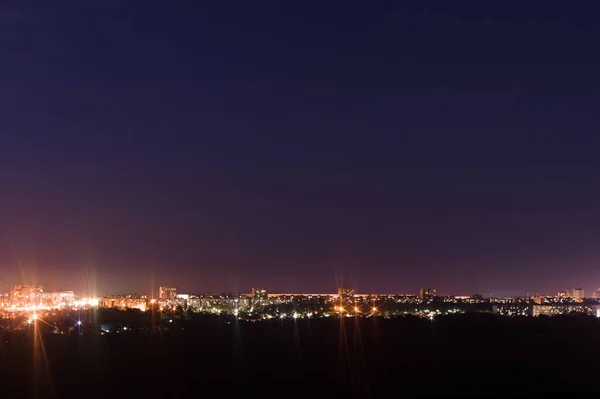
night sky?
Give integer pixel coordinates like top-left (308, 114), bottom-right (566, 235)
top-left (2, 1), bottom-right (600, 297)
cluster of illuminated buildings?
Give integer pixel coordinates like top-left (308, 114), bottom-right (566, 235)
top-left (0, 285), bottom-right (98, 313)
top-left (97, 286), bottom-right (456, 319)
top-left (493, 288), bottom-right (600, 317)
top-left (94, 286), bottom-right (600, 320)
top-left (3, 284), bottom-right (600, 320)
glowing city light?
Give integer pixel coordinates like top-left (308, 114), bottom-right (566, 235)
top-left (4, 284), bottom-right (597, 326)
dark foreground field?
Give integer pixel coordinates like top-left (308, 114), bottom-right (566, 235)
top-left (2, 313), bottom-right (600, 398)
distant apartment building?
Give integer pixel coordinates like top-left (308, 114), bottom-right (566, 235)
top-left (100, 294), bottom-right (148, 312)
top-left (42, 291), bottom-right (75, 306)
top-left (11, 285), bottom-right (44, 307)
top-left (569, 288), bottom-right (584, 300)
top-left (252, 288), bottom-right (268, 300)
top-left (532, 304), bottom-right (599, 317)
top-left (0, 292), bottom-right (9, 307)
top-left (159, 286), bottom-right (177, 300)
top-left (337, 288), bottom-right (355, 308)
top-left (165, 296), bottom-right (187, 309)
top-left (188, 294), bottom-right (250, 313)
top-left (557, 289), bottom-right (585, 300)
top-left (593, 289), bottom-right (600, 299)
top-left (419, 288), bottom-right (436, 299)
top-left (493, 304), bottom-right (531, 316)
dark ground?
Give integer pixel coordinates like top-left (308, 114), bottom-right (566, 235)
top-left (1, 312), bottom-right (599, 398)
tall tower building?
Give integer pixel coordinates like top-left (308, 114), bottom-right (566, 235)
top-left (252, 288), bottom-right (268, 306)
top-left (337, 288), bottom-right (355, 308)
top-left (159, 286), bottom-right (177, 300)
top-left (419, 288), bottom-right (436, 299)
top-left (252, 288), bottom-right (268, 300)
top-left (569, 288), bottom-right (584, 300)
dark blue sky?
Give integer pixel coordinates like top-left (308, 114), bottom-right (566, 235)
top-left (2, 1), bottom-right (600, 296)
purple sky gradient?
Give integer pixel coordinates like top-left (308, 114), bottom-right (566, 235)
top-left (2, 1), bottom-right (600, 297)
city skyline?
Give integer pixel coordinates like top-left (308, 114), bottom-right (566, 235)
top-left (4, 283), bottom-right (600, 322)
top-left (3, 2), bottom-right (600, 397)
top-left (0, 275), bottom-right (597, 299)
top-left (3, 2), bottom-right (600, 296)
